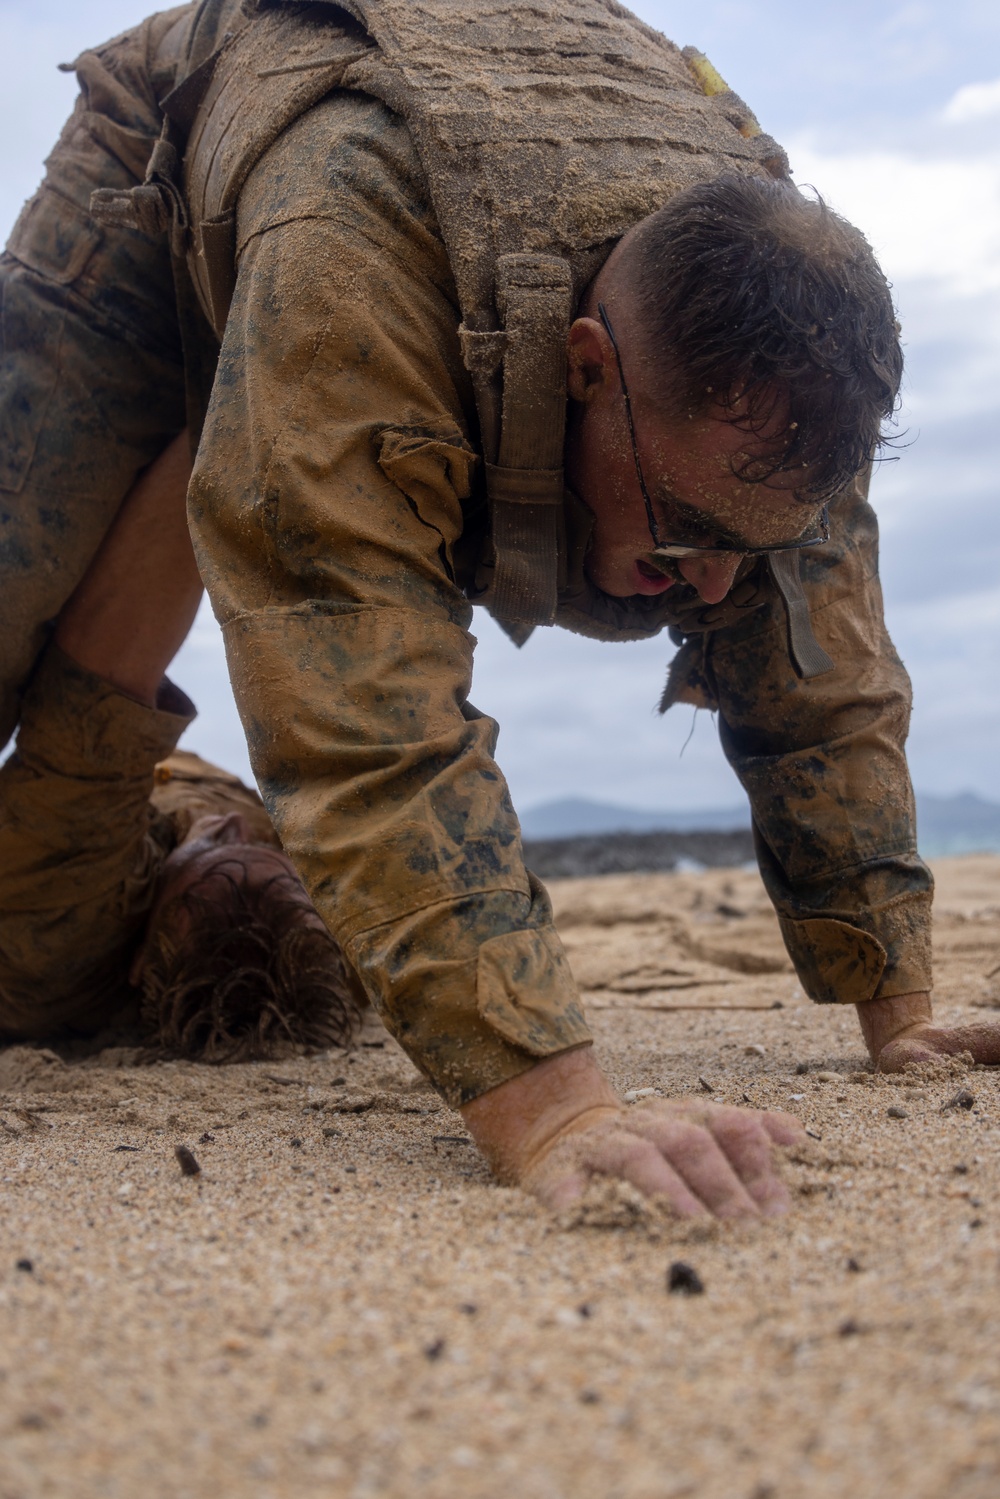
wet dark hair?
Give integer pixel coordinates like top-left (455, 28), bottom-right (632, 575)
top-left (139, 863), bottom-right (364, 1062)
top-left (631, 173), bottom-right (903, 500)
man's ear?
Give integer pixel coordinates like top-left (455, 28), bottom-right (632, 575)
top-left (566, 316), bottom-right (613, 403)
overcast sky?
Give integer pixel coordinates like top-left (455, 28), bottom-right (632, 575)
top-left (2, 0), bottom-right (998, 814)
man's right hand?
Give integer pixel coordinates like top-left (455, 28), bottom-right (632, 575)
top-left (460, 1047), bottom-right (803, 1218)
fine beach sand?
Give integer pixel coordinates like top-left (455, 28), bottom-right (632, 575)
top-left (2, 855), bottom-right (999, 1499)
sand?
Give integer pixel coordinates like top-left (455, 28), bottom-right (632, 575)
top-left (2, 854), bottom-right (999, 1499)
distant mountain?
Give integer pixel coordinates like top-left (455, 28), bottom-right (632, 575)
top-left (519, 797), bottom-right (750, 839)
top-left (520, 792), bottom-right (1000, 857)
top-left (916, 792), bottom-right (1000, 856)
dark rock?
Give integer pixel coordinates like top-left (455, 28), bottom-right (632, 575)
top-left (521, 828), bottom-right (755, 879)
top-left (667, 1261), bottom-right (705, 1296)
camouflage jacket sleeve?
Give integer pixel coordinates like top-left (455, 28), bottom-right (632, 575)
top-left (701, 476), bottom-right (933, 1005)
top-left (187, 92), bottom-right (590, 1107)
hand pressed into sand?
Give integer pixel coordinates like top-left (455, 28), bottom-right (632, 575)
top-left (858, 991), bottom-right (1000, 1073)
top-left (460, 1047), bottom-right (803, 1217)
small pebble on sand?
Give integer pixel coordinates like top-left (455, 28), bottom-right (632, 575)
top-left (887, 1107), bottom-right (908, 1120)
top-left (667, 1262), bottom-right (705, 1296)
top-left (174, 1144), bottom-right (201, 1177)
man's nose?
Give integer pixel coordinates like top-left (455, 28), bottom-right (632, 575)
top-left (677, 554), bottom-right (743, 605)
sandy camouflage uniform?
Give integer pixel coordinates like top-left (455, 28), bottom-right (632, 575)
top-left (0, 0), bottom-right (932, 1103)
top-left (0, 645), bottom-right (276, 1036)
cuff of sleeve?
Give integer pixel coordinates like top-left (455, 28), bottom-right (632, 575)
top-left (344, 882), bottom-right (592, 1108)
top-left (779, 888), bottom-right (933, 1005)
top-left (16, 646), bottom-right (196, 780)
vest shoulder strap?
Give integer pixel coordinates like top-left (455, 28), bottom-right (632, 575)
top-left (181, 6), bottom-right (375, 330)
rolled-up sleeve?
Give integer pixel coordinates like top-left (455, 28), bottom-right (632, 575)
top-left (187, 93), bottom-right (590, 1105)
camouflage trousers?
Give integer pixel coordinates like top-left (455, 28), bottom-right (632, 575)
top-left (0, 7), bottom-right (191, 749)
top-left (0, 647), bottom-right (191, 1036)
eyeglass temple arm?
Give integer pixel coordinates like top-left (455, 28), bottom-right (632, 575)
top-left (596, 302), bottom-right (663, 547)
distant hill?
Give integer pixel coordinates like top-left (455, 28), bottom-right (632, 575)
top-left (520, 792), bottom-right (1000, 858)
top-left (915, 792), bottom-right (1000, 856)
top-left (519, 796), bottom-right (751, 839)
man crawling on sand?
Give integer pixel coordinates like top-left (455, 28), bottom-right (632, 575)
top-left (4, 0), bottom-right (1000, 1226)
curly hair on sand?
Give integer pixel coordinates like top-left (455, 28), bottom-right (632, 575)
top-left (138, 865), bottom-right (364, 1063)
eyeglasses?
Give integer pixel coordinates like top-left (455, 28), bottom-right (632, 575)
top-left (596, 303), bottom-right (829, 560)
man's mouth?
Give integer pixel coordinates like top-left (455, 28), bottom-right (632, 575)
top-left (632, 558), bottom-right (676, 594)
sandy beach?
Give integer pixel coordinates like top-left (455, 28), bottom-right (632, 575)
top-left (2, 854), bottom-right (998, 1499)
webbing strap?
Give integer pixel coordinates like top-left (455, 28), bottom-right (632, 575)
top-left (487, 254), bottom-right (573, 625)
top-left (768, 552), bottom-right (835, 679)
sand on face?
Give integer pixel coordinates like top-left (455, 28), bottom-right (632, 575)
top-left (1, 855), bottom-right (998, 1498)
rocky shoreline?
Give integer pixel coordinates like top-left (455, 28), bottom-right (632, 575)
top-left (523, 827), bottom-right (755, 878)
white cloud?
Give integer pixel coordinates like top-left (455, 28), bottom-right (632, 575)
top-left (888, 587), bottom-right (1000, 796)
top-left (789, 140), bottom-right (1000, 297)
top-left (943, 76), bottom-right (1000, 123)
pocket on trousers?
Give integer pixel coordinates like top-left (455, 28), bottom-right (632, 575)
top-left (0, 273), bottom-right (66, 495)
top-left (6, 187), bottom-right (104, 286)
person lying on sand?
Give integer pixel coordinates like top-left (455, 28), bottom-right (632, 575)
top-left (0, 436), bottom-right (361, 1063)
top-left (4, 0), bottom-right (1000, 1222)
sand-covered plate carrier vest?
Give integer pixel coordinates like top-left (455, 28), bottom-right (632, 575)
top-left (91, 0), bottom-right (832, 674)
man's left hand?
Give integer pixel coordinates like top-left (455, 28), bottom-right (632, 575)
top-left (858, 991), bottom-right (1000, 1072)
